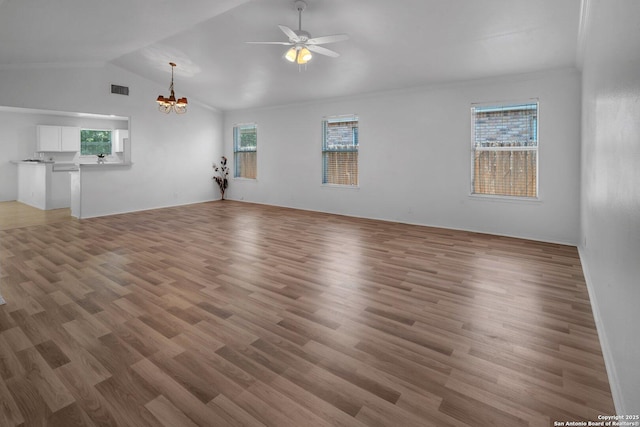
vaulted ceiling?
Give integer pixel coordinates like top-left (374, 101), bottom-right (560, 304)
top-left (0, 0), bottom-right (583, 111)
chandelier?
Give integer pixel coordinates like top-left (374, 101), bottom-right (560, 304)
top-left (156, 62), bottom-right (188, 114)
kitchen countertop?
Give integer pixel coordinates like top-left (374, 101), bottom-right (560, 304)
top-left (11, 160), bottom-right (54, 165)
top-left (11, 160), bottom-right (131, 168)
top-left (11, 161), bottom-right (79, 171)
top-left (79, 162), bottom-right (131, 167)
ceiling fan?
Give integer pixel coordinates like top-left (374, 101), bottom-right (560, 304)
top-left (246, 0), bottom-right (348, 65)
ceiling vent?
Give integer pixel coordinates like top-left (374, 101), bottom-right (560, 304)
top-left (111, 84), bottom-right (129, 96)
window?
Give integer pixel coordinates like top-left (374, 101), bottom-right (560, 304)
top-left (233, 124), bottom-right (257, 179)
top-left (81, 129), bottom-right (112, 156)
top-left (322, 116), bottom-right (359, 186)
top-left (471, 102), bottom-right (538, 198)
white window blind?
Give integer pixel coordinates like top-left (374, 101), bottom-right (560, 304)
top-left (233, 124), bottom-right (257, 179)
top-left (322, 116), bottom-right (358, 186)
top-left (471, 103), bottom-right (538, 198)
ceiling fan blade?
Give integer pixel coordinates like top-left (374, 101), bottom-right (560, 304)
top-left (245, 41), bottom-right (293, 45)
top-left (307, 44), bottom-right (340, 58)
top-left (278, 25), bottom-right (299, 41)
top-left (306, 34), bottom-right (349, 45)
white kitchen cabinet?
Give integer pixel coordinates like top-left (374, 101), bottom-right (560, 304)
top-left (37, 125), bottom-right (61, 151)
top-left (50, 170), bottom-right (71, 209)
top-left (61, 126), bottom-right (80, 151)
top-left (113, 129), bottom-right (129, 153)
top-left (37, 125), bottom-right (80, 152)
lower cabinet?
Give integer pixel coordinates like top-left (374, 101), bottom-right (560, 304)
top-left (50, 170), bottom-right (71, 209)
top-left (17, 163), bottom-right (71, 210)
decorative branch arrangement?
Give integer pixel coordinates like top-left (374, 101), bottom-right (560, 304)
top-left (212, 156), bottom-right (229, 200)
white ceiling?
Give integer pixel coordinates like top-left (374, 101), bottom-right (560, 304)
top-left (0, 0), bottom-right (582, 111)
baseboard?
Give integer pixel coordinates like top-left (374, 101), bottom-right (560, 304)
top-left (578, 246), bottom-right (625, 414)
top-left (76, 198), bottom-right (219, 219)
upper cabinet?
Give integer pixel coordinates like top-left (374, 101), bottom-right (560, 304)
top-left (37, 125), bottom-right (80, 152)
top-left (36, 125), bottom-right (61, 151)
top-left (113, 129), bottom-right (129, 153)
top-left (60, 126), bottom-right (80, 151)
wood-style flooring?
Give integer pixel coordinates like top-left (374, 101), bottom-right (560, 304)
top-left (0, 201), bottom-right (72, 231)
top-left (0, 201), bottom-right (614, 426)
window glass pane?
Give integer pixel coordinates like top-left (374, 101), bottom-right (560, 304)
top-left (473, 150), bottom-right (537, 197)
top-left (323, 119), bottom-right (358, 151)
top-left (235, 152), bottom-right (257, 179)
top-left (473, 104), bottom-right (537, 148)
top-left (233, 124), bottom-right (257, 179)
top-left (323, 151), bottom-right (358, 186)
top-left (322, 117), bottom-right (358, 186)
top-left (471, 103), bottom-right (538, 198)
top-left (81, 129), bottom-right (112, 155)
top-left (236, 126), bottom-right (257, 150)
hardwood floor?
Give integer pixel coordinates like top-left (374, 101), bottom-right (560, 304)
top-left (0, 201), bottom-right (614, 426)
top-left (0, 201), bottom-right (72, 231)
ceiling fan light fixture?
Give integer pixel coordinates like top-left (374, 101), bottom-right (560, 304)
top-left (298, 47), bottom-right (312, 64)
top-left (285, 47), bottom-right (298, 62)
top-left (157, 62), bottom-right (188, 114)
top-left (285, 45), bottom-right (312, 64)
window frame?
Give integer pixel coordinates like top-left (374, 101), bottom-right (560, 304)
top-left (321, 114), bottom-right (359, 187)
top-left (233, 123), bottom-right (258, 180)
top-left (470, 100), bottom-right (539, 200)
top-left (79, 128), bottom-right (113, 157)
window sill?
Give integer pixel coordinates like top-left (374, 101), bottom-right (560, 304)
top-left (469, 193), bottom-right (541, 204)
top-left (321, 184), bottom-right (360, 190)
top-left (79, 156), bottom-right (116, 162)
top-left (233, 177), bottom-right (257, 182)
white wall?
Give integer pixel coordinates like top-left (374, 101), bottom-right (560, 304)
top-left (0, 112), bottom-right (33, 201)
top-left (0, 63), bottom-right (223, 215)
top-left (224, 68), bottom-right (582, 244)
top-left (579, 0), bottom-right (640, 414)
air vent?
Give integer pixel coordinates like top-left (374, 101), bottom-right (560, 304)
top-left (111, 84), bottom-right (129, 96)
